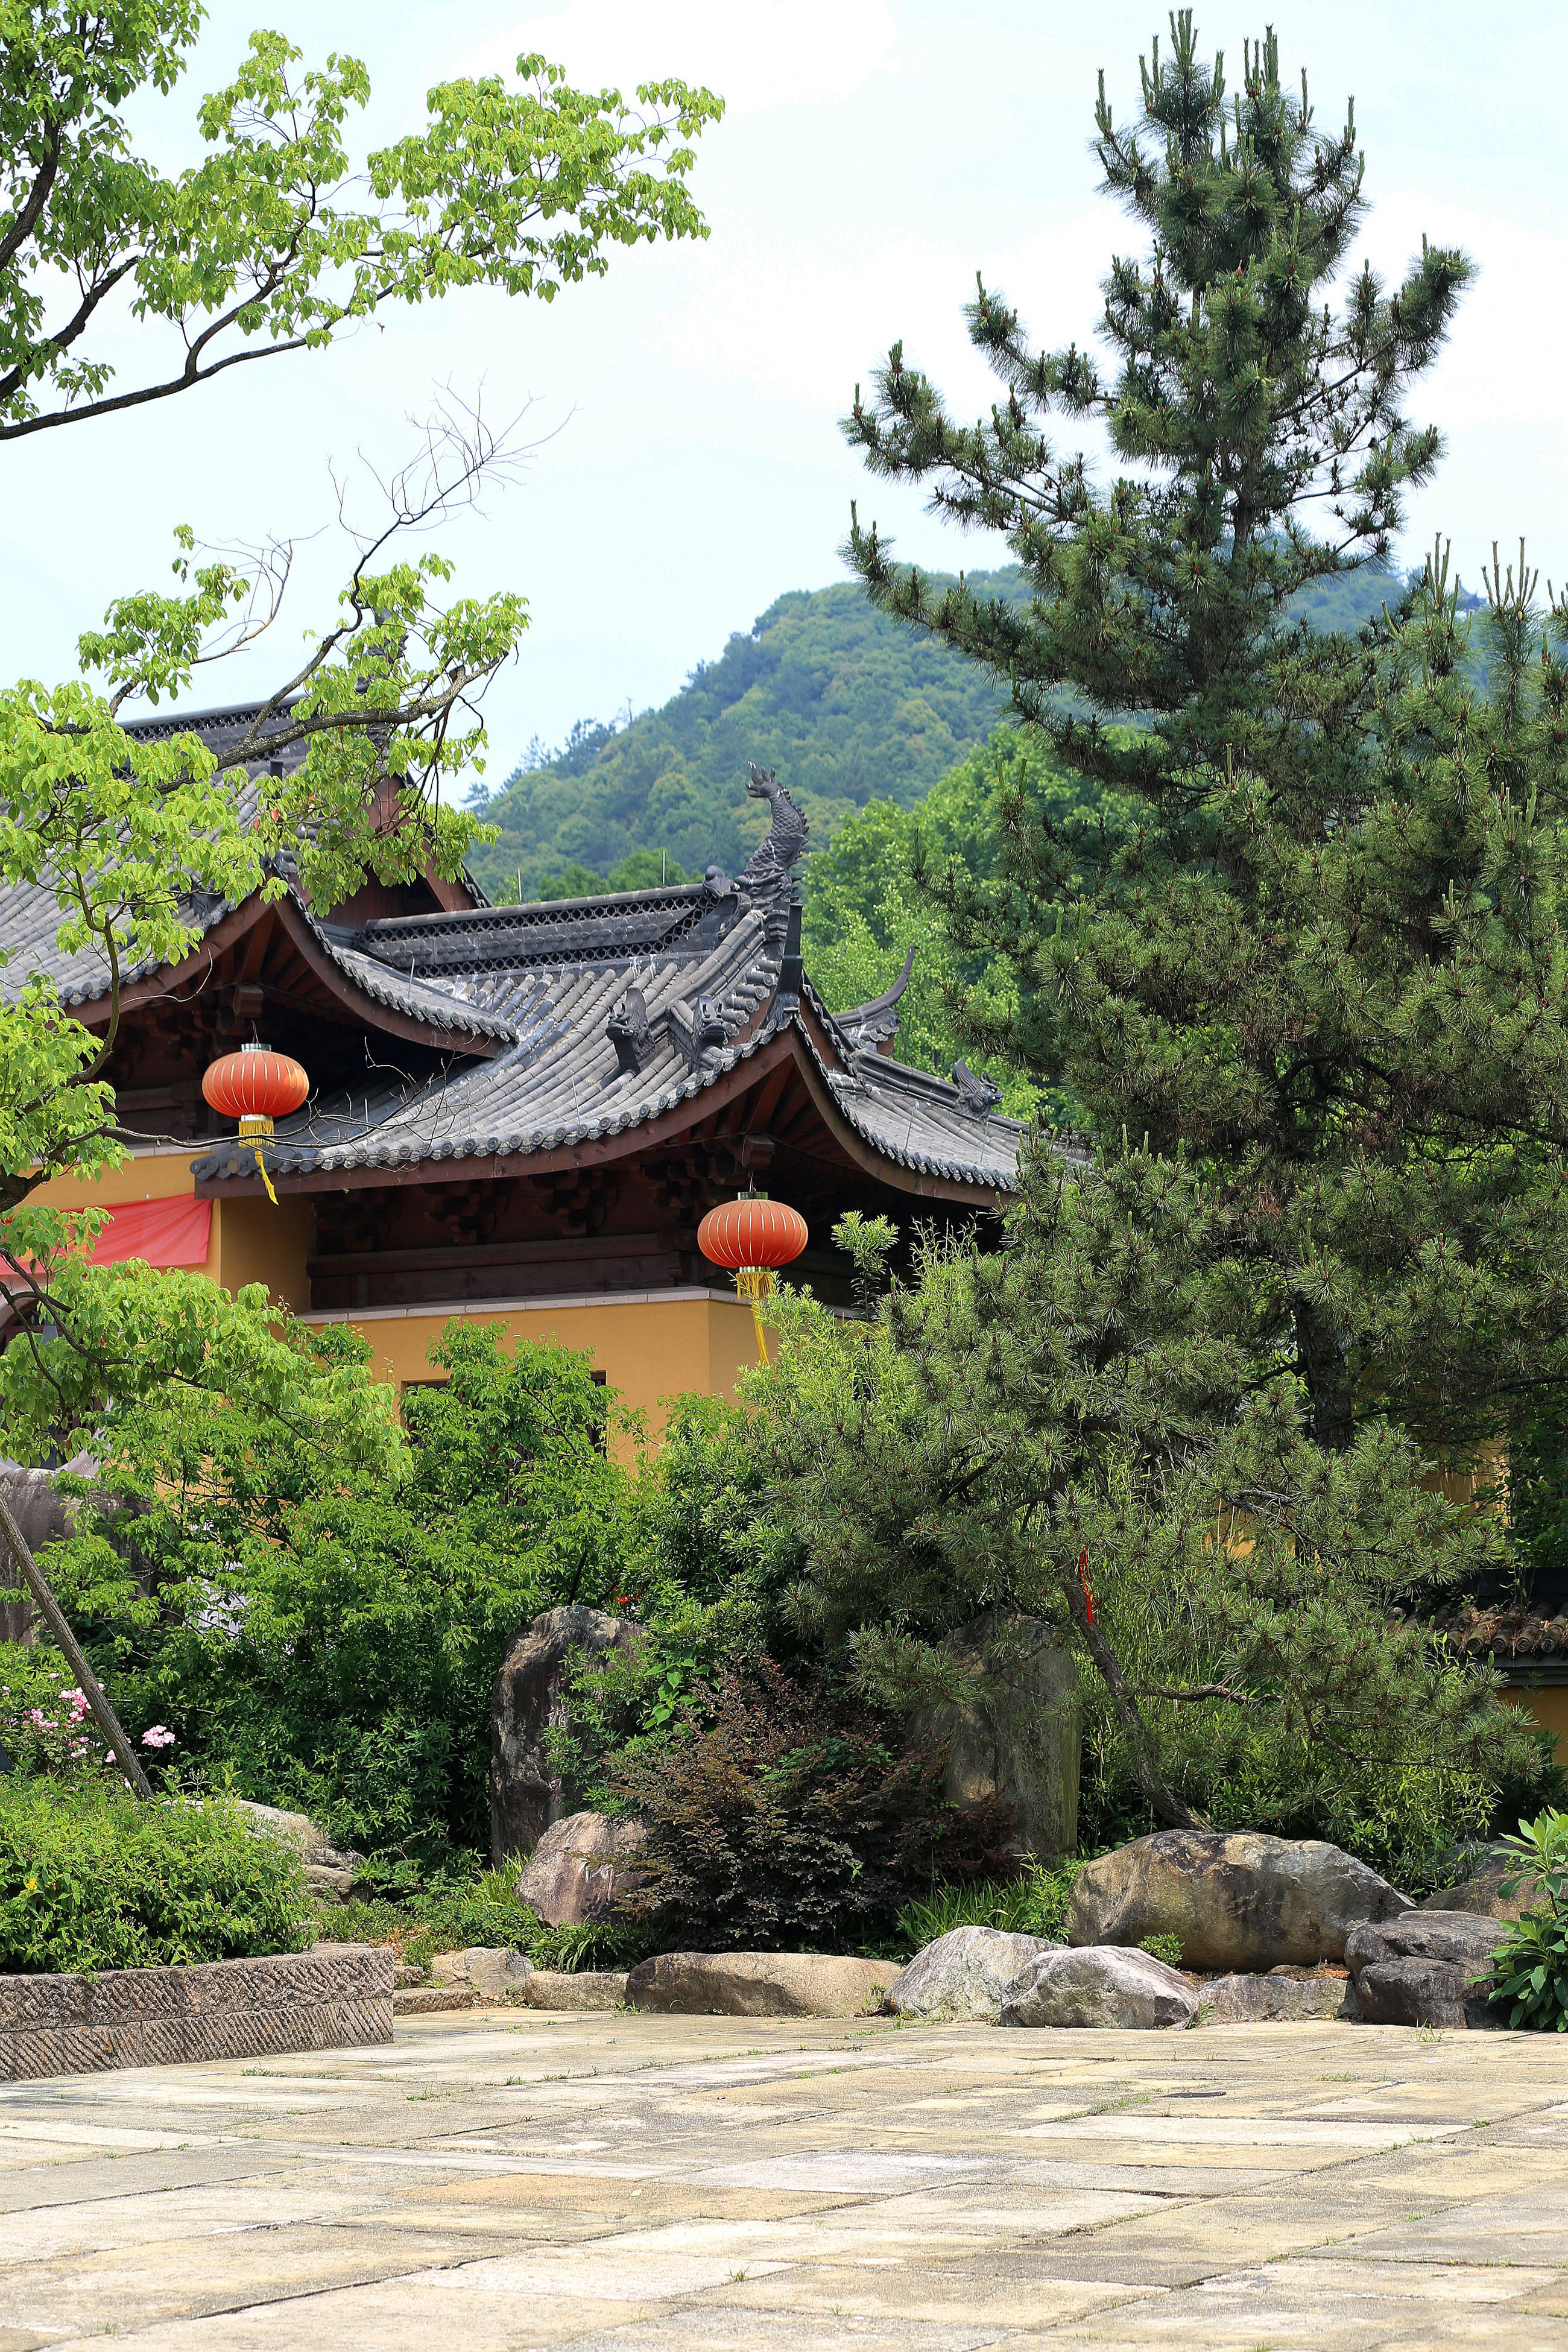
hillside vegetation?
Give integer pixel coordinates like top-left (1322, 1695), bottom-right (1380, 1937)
top-left (466, 558), bottom-right (1418, 904)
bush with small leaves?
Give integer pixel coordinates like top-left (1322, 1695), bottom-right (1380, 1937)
top-left (1480, 1811), bottom-right (1568, 2031)
top-left (0, 1780), bottom-right (308, 1973)
top-left (613, 1658), bottom-right (1016, 1954)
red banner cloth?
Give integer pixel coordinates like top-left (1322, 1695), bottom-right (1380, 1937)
top-left (89, 1197), bottom-right (212, 1268)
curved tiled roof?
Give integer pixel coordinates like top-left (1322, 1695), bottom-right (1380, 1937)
top-left (2, 698), bottom-right (1026, 1196)
top-left (193, 885), bottom-right (1026, 1193)
top-left (1431, 1604), bottom-right (1568, 1663)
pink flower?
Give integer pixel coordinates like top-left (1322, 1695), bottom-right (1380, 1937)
top-left (140, 1725), bottom-right (175, 1750)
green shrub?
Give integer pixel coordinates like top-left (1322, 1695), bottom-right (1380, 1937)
top-left (1480, 1810), bottom-right (1568, 2031)
top-left (1137, 1933), bottom-right (1185, 1968)
top-left (614, 1659), bottom-right (1016, 1955)
top-left (0, 1781), bottom-right (308, 1973)
top-left (327, 1862), bottom-right (643, 1973)
top-left (895, 1858), bottom-right (1084, 1954)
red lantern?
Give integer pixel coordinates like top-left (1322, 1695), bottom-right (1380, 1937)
top-left (203, 1045), bottom-right (309, 1133)
top-left (698, 1195), bottom-right (808, 1306)
top-left (202, 1045), bottom-right (308, 1204)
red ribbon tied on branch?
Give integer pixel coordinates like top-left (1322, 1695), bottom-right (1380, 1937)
top-left (1076, 1547), bottom-right (1096, 1626)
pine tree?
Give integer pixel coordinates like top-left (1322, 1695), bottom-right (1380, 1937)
top-left (842, 16), bottom-right (1568, 1476)
top-left (767, 17), bottom-right (1568, 1834)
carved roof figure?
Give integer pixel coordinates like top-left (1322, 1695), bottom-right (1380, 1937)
top-left (604, 985), bottom-right (653, 1081)
top-left (740, 764), bottom-right (811, 947)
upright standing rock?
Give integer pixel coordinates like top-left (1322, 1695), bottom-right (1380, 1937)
top-left (914, 1607), bottom-right (1081, 1859)
top-left (0, 1462), bottom-right (84, 1644)
top-left (518, 1811), bottom-right (647, 1926)
top-left (488, 1605), bottom-right (640, 1864)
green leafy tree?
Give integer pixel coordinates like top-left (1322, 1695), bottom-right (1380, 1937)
top-left (2, 10), bottom-right (720, 440)
top-left (24, 1321), bottom-right (633, 1860)
top-left (0, 10), bottom-right (721, 1412)
top-left (842, 15), bottom-right (1568, 1477)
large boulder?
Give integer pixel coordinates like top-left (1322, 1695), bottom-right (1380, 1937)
top-left (913, 1608), bottom-right (1081, 1859)
top-left (1067, 1832), bottom-right (1411, 1971)
top-left (517, 1810), bottom-right (647, 1928)
top-left (1418, 1855), bottom-right (1543, 1921)
top-left (233, 1799), bottom-right (364, 1904)
top-left (1002, 1945), bottom-right (1198, 2029)
top-left (0, 1456), bottom-right (98, 1645)
top-left (1344, 1911), bottom-right (1511, 2028)
top-left (886, 1925), bottom-right (1062, 2023)
top-left (489, 1605), bottom-right (642, 1864)
top-left (1197, 1970), bottom-right (1360, 2023)
top-left (626, 1951), bottom-right (900, 2018)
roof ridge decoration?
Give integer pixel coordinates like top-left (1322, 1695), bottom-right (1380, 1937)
top-left (838, 944), bottom-right (917, 1054)
top-left (738, 763), bottom-right (811, 946)
top-left (952, 1058), bottom-right (1003, 1118)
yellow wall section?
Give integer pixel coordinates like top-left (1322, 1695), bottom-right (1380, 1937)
top-left (303, 1291), bottom-right (760, 1433)
top-left (1502, 1683), bottom-right (1568, 1763)
top-left (215, 1194), bottom-right (312, 1314)
top-left (30, 1152), bottom-right (757, 1424)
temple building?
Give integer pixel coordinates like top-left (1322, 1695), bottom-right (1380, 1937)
top-left (7, 705), bottom-right (1023, 1422)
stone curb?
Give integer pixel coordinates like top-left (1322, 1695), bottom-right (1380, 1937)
top-left (0, 1946), bottom-right (393, 2081)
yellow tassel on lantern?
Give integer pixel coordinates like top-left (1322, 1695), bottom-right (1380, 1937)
top-left (735, 1264), bottom-right (774, 1362)
top-left (239, 1113), bottom-right (279, 1206)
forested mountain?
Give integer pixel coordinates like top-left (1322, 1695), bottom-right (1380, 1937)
top-left (464, 569), bottom-right (1029, 901)
top-left (466, 555), bottom-right (1423, 905)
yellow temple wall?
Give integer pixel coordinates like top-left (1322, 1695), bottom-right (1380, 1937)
top-left (1501, 1684), bottom-right (1568, 1762)
top-left (28, 1148), bottom-right (760, 1427)
top-left (301, 1291), bottom-right (760, 1434)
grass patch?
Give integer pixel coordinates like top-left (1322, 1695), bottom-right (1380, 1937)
top-left (894, 1857), bottom-right (1086, 1955)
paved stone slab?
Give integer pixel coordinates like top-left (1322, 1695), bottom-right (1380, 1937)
top-left (1, 2009), bottom-right (1566, 2348)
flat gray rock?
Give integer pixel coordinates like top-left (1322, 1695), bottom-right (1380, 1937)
top-left (1001, 1944), bottom-right (1198, 2029)
top-left (626, 1951), bottom-right (901, 2018)
top-left (887, 1925), bottom-right (1062, 2022)
top-left (429, 1946), bottom-right (534, 2003)
top-left (1344, 1909), bottom-right (1511, 2028)
top-left (1066, 1831), bottom-right (1411, 1971)
top-left (1197, 1970), bottom-right (1359, 2023)
top-left (519, 1970), bottom-right (628, 2010)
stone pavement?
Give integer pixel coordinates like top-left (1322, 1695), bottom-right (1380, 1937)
top-left (1, 2007), bottom-right (1567, 2351)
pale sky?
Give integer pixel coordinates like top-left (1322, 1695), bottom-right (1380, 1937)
top-left (4, 1), bottom-right (1565, 784)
